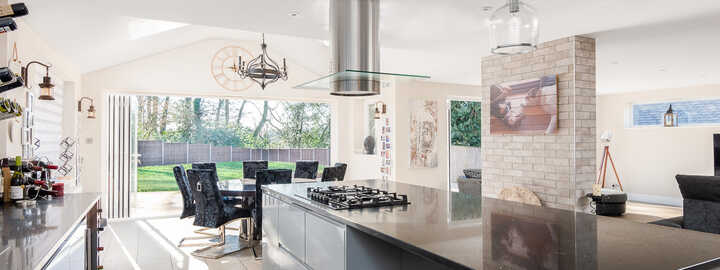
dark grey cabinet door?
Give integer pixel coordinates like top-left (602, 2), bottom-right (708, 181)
top-left (278, 201), bottom-right (306, 263)
top-left (305, 212), bottom-right (346, 270)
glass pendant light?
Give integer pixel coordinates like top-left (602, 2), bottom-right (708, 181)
top-left (489, 0), bottom-right (539, 55)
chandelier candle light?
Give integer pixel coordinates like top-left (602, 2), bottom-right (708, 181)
top-left (235, 34), bottom-right (288, 90)
top-left (489, 0), bottom-right (539, 55)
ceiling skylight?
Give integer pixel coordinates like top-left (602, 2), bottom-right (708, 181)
top-left (128, 18), bottom-right (188, 40)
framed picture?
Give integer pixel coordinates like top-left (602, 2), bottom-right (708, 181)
top-left (410, 99), bottom-right (439, 168)
top-left (490, 75), bottom-right (558, 135)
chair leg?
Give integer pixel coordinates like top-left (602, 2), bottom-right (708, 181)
top-left (249, 218), bottom-right (262, 260)
top-left (190, 220), bottom-right (250, 259)
top-left (178, 234), bottom-right (217, 247)
top-left (191, 225), bottom-right (227, 253)
top-left (193, 227), bottom-right (219, 236)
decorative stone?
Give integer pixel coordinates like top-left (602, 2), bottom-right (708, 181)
top-left (498, 186), bottom-right (542, 206)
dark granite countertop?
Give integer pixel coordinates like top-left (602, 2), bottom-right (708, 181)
top-left (0, 193), bottom-right (100, 270)
top-left (263, 180), bottom-right (720, 270)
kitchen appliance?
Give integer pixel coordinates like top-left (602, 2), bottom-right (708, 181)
top-left (294, 0), bottom-right (429, 96)
top-left (303, 185), bottom-right (409, 210)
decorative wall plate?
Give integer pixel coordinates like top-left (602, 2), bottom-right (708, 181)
top-left (211, 45), bottom-right (255, 91)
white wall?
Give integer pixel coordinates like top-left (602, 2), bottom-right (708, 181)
top-left (0, 20), bottom-right (81, 174)
top-left (597, 85), bottom-right (720, 206)
top-left (392, 81), bottom-right (480, 190)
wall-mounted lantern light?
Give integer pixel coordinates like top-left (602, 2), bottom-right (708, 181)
top-left (78, 97), bottom-right (96, 119)
top-left (21, 61), bottom-right (55, 100)
top-left (664, 104), bottom-right (678, 127)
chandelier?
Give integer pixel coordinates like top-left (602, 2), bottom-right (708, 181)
top-left (234, 34), bottom-right (288, 89)
top-left (489, 0), bottom-right (539, 55)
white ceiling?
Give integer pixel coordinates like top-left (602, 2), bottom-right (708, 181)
top-left (15, 0), bottom-right (720, 91)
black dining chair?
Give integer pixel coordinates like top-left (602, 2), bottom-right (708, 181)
top-left (174, 165), bottom-right (195, 219)
top-left (193, 162), bottom-right (244, 206)
top-left (243, 160), bottom-right (268, 179)
top-left (334, 163), bottom-right (347, 181)
top-left (294, 161), bottom-right (319, 179)
top-left (187, 169), bottom-right (252, 259)
top-left (175, 165), bottom-right (222, 247)
top-left (192, 163), bottom-right (218, 179)
top-left (249, 168), bottom-right (291, 259)
top-left (321, 166), bottom-right (339, 182)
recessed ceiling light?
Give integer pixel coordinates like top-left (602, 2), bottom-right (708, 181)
top-left (482, 6), bottom-right (493, 12)
top-left (289, 10), bottom-right (300, 17)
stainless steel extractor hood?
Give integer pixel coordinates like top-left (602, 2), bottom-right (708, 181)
top-left (294, 0), bottom-right (429, 96)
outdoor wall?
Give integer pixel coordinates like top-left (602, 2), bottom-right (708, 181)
top-left (596, 84), bottom-right (720, 206)
top-left (136, 140), bottom-right (331, 166)
top-left (481, 36), bottom-right (597, 210)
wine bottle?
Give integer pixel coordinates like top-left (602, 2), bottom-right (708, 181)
top-left (9, 156), bottom-right (24, 201)
top-left (0, 3), bottom-right (28, 19)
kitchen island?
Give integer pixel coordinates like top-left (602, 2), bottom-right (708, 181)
top-left (0, 193), bottom-right (101, 270)
top-left (262, 180), bottom-right (720, 270)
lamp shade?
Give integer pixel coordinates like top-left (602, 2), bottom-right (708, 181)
top-left (664, 104), bottom-right (677, 127)
top-left (87, 105), bottom-right (96, 119)
top-left (489, 0), bottom-right (539, 55)
top-left (38, 76), bottom-right (55, 100)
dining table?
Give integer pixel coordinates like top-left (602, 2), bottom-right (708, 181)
top-left (218, 177), bottom-right (321, 197)
top-left (217, 177), bottom-right (321, 240)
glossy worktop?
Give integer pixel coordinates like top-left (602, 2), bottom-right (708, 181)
top-left (0, 193), bottom-right (100, 270)
top-left (263, 180), bottom-right (720, 270)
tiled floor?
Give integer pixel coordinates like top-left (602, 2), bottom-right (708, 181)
top-left (131, 191), bottom-right (184, 218)
top-left (103, 217), bottom-right (261, 270)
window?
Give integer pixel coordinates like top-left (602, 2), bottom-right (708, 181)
top-left (632, 99), bottom-right (720, 127)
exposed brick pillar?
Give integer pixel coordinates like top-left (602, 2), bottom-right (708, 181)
top-left (481, 36), bottom-right (597, 210)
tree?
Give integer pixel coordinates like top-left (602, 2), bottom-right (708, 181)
top-left (235, 100), bottom-right (247, 127)
top-left (159, 97), bottom-right (170, 134)
top-left (191, 98), bottom-right (205, 143)
top-left (253, 100), bottom-right (269, 138)
top-left (135, 95), bottom-right (331, 149)
top-left (450, 100), bottom-right (482, 147)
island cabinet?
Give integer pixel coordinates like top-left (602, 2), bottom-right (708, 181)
top-left (263, 193), bottom-right (347, 270)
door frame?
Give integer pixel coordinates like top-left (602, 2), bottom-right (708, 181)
top-left (446, 96), bottom-right (482, 192)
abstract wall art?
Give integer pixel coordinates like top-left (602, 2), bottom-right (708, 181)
top-left (490, 75), bottom-right (558, 135)
top-left (410, 99), bottom-right (439, 168)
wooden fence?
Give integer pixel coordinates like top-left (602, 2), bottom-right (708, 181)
top-left (137, 140), bottom-right (331, 166)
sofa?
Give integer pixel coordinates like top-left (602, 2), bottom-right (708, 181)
top-left (649, 174), bottom-right (720, 234)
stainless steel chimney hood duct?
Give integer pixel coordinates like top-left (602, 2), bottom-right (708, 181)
top-left (294, 0), bottom-right (429, 95)
top-left (329, 0), bottom-right (381, 96)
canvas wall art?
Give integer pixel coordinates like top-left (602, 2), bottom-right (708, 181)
top-left (490, 75), bottom-right (558, 135)
top-left (410, 99), bottom-right (438, 168)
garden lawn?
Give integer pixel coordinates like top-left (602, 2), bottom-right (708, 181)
top-left (137, 161), bottom-right (323, 192)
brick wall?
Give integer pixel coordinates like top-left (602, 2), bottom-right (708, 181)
top-left (481, 36), bottom-right (596, 210)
